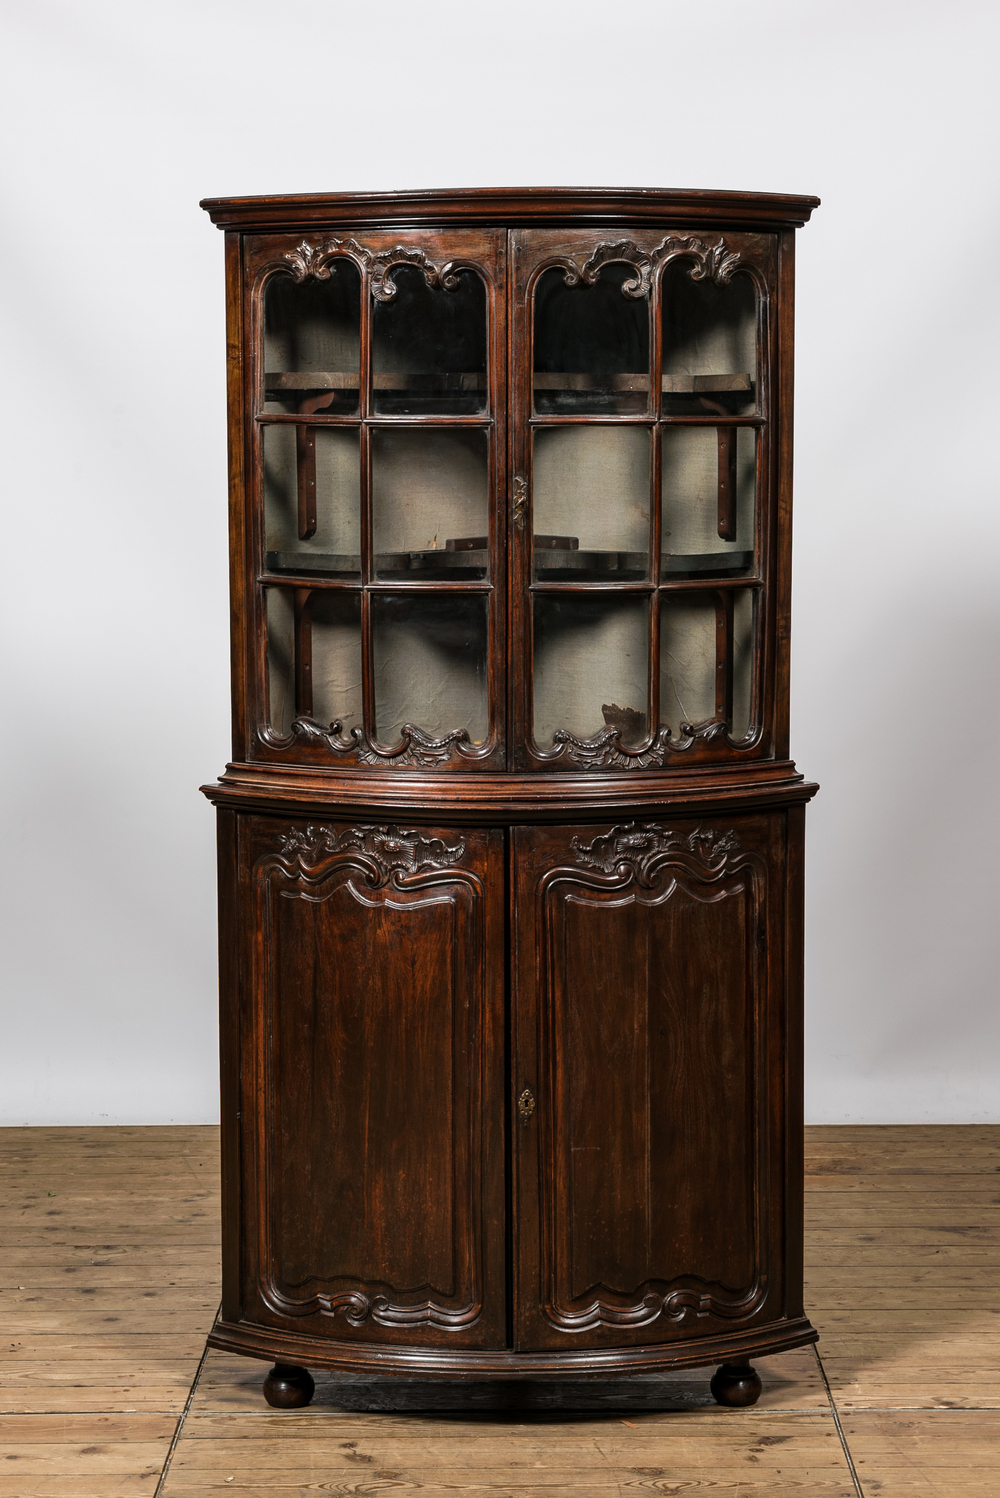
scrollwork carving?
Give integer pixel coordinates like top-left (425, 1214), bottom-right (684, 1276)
top-left (579, 240), bottom-right (652, 297)
top-left (263, 1282), bottom-right (482, 1329)
top-left (546, 234), bottom-right (744, 299)
top-left (276, 822), bottom-right (467, 883)
top-left (545, 1277), bottom-right (765, 1332)
top-left (291, 718), bottom-right (473, 768)
top-left (651, 234), bottom-right (743, 285)
top-left (551, 726), bottom-right (672, 770)
top-left (284, 237), bottom-right (373, 282)
top-left (370, 246), bottom-right (462, 302)
top-left (569, 821), bottom-right (739, 882)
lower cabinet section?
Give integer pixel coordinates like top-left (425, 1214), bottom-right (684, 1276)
top-left (217, 805), bottom-right (812, 1376)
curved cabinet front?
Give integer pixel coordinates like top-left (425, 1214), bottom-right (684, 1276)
top-left (512, 815), bottom-right (785, 1352)
top-left (232, 816), bottom-right (507, 1352)
top-left (213, 803), bottom-right (811, 1375)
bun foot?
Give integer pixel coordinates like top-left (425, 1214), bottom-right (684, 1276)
top-left (710, 1361), bottom-right (762, 1408)
top-left (263, 1363), bottom-right (315, 1409)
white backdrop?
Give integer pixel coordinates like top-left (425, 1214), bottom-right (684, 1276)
top-left (1, 0), bottom-right (997, 1124)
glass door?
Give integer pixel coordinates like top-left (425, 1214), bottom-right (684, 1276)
top-left (247, 228), bottom-right (506, 769)
top-left (511, 228), bottom-right (774, 770)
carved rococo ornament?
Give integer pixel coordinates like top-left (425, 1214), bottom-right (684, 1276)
top-left (558, 234), bottom-right (744, 297)
top-left (283, 238), bottom-right (464, 303)
top-left (553, 726), bottom-right (673, 770)
top-left (284, 237), bottom-right (373, 281)
top-left (266, 1282), bottom-right (480, 1329)
top-left (291, 718), bottom-right (473, 768)
top-left (548, 1277), bottom-right (764, 1332)
top-left (570, 821), bottom-right (739, 883)
top-left (369, 246), bottom-right (463, 302)
top-left (277, 823), bottom-right (467, 883)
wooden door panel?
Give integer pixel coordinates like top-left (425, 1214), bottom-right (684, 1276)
top-left (241, 818), bottom-right (506, 1348)
top-left (513, 816), bottom-right (784, 1350)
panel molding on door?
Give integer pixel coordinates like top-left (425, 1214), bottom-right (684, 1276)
top-left (514, 818), bottom-right (780, 1350)
top-left (245, 818), bottom-right (505, 1348)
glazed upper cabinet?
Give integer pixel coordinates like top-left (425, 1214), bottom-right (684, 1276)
top-left (239, 223), bottom-right (782, 774)
top-left (511, 229), bottom-right (771, 771)
top-left (248, 229), bottom-right (507, 769)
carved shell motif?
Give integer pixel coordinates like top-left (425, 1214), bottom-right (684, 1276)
top-left (276, 823), bottom-right (467, 883)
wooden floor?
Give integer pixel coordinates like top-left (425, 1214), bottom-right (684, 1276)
top-left (1, 1126), bottom-right (997, 1496)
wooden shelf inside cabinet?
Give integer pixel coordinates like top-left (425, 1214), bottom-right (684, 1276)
top-left (263, 371), bottom-right (753, 395)
top-left (532, 373), bottom-right (754, 394)
top-left (264, 545), bottom-right (755, 583)
top-left (202, 187), bottom-right (818, 1408)
top-left (264, 371), bottom-right (486, 393)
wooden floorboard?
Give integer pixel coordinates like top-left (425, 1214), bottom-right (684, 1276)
top-left (2, 1124), bottom-right (998, 1495)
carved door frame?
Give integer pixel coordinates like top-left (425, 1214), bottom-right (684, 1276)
top-left (511, 814), bottom-right (789, 1352)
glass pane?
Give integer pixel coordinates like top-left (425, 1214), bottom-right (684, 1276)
top-left (263, 425), bottom-right (361, 576)
top-left (372, 265), bottom-right (487, 416)
top-left (265, 586), bottom-right (295, 737)
top-left (312, 591), bottom-right (363, 732)
top-left (533, 596), bottom-right (649, 749)
top-left (660, 588), bottom-right (754, 741)
top-left (534, 261), bottom-right (649, 416)
top-left (373, 429), bottom-right (488, 581)
top-left (265, 587), bottom-right (362, 736)
top-left (661, 263), bottom-right (756, 415)
top-left (263, 262), bottom-right (361, 415)
top-left (532, 426), bottom-right (649, 581)
top-left (732, 588), bottom-right (754, 741)
top-left (659, 594), bottom-right (717, 739)
top-left (373, 593), bottom-right (488, 747)
top-left (661, 426), bottom-right (755, 578)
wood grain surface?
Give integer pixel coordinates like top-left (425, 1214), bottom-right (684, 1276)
top-left (1, 1124), bottom-right (997, 1495)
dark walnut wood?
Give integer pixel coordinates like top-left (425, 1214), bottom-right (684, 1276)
top-left (200, 187), bottom-right (819, 1403)
top-left (262, 1363), bottom-right (315, 1409)
top-left (711, 1360), bottom-right (764, 1408)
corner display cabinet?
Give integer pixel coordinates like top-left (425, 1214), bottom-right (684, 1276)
top-left (199, 186), bottom-right (820, 1410)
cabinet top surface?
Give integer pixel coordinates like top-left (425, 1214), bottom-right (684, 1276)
top-left (200, 186), bottom-right (820, 232)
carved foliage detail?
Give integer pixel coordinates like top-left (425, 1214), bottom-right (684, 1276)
top-left (276, 822), bottom-right (467, 884)
top-left (653, 234), bottom-right (744, 285)
top-left (370, 247), bottom-right (462, 302)
top-left (284, 237), bottom-right (373, 281)
top-left (554, 234), bottom-right (744, 298)
top-left (291, 718), bottom-right (473, 768)
top-left (552, 726), bottom-right (673, 770)
top-left (578, 240), bottom-right (652, 297)
top-left (570, 821), bottom-right (739, 883)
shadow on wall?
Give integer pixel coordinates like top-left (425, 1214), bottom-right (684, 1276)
top-left (803, 579), bottom-right (1000, 1122)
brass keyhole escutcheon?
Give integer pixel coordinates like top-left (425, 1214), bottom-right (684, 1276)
top-left (512, 475), bottom-right (529, 531)
top-left (518, 1086), bottom-right (536, 1124)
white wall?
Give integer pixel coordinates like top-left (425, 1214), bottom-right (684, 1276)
top-left (1, 0), bottom-right (997, 1124)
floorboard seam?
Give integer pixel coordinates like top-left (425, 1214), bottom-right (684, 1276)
top-left (814, 1344), bottom-right (866, 1498)
top-left (153, 1307), bottom-right (218, 1498)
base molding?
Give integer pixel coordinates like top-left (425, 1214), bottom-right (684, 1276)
top-left (207, 1315), bottom-right (818, 1379)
